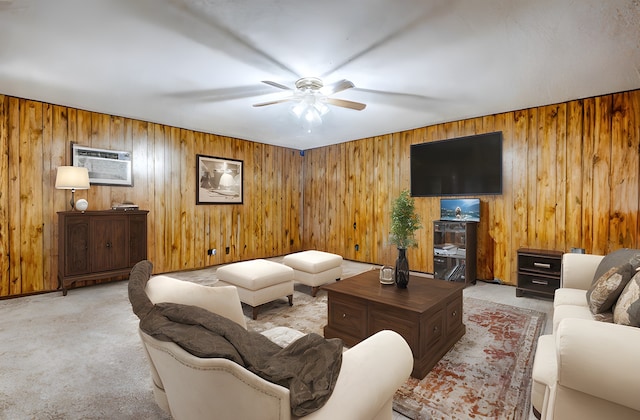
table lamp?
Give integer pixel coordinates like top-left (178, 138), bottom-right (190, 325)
top-left (55, 166), bottom-right (90, 210)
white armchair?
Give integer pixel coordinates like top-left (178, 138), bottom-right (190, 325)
top-left (135, 273), bottom-right (413, 420)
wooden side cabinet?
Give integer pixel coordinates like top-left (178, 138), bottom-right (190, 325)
top-left (57, 210), bottom-right (148, 295)
top-left (516, 248), bottom-right (563, 298)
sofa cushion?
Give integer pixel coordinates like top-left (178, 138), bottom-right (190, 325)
top-left (613, 272), bottom-right (640, 327)
top-left (592, 248), bottom-right (640, 285)
top-left (554, 288), bottom-right (588, 308)
top-left (587, 263), bottom-right (635, 314)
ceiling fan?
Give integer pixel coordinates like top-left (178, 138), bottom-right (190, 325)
top-left (252, 77), bottom-right (367, 112)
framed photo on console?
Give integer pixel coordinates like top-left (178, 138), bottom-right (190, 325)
top-left (196, 154), bottom-right (243, 204)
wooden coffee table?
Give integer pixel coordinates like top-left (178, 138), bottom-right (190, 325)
top-left (322, 270), bottom-right (465, 378)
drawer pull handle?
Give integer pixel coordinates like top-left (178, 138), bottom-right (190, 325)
top-left (342, 314), bottom-right (346, 318)
top-left (433, 326), bottom-right (439, 333)
top-left (451, 310), bottom-right (457, 317)
top-left (532, 279), bottom-right (549, 286)
top-left (533, 262), bottom-right (551, 269)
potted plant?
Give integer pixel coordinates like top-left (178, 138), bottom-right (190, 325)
top-left (389, 189), bottom-right (422, 288)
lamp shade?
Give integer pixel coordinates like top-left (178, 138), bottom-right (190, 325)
top-left (55, 166), bottom-right (90, 190)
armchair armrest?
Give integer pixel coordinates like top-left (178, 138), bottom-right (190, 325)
top-left (560, 253), bottom-right (603, 290)
top-left (555, 318), bottom-right (640, 412)
top-left (304, 330), bottom-right (413, 420)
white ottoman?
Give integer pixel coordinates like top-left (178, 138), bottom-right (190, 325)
top-left (216, 259), bottom-right (294, 320)
top-left (283, 250), bottom-right (343, 297)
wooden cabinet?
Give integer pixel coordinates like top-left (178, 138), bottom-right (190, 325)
top-left (516, 248), bottom-right (563, 298)
top-left (433, 221), bottom-right (477, 286)
top-left (57, 210), bottom-right (148, 295)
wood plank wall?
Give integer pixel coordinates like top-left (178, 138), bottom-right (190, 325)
top-left (303, 90), bottom-right (640, 284)
top-left (0, 95), bottom-right (303, 297)
top-left (1, 89), bottom-right (638, 297)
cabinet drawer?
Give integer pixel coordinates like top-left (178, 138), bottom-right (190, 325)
top-left (370, 305), bottom-right (419, 352)
top-left (327, 296), bottom-right (367, 339)
top-left (518, 273), bottom-right (560, 293)
top-left (420, 309), bottom-right (445, 356)
top-left (518, 253), bottom-right (561, 275)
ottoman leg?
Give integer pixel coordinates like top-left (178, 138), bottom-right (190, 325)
top-left (287, 294), bottom-right (293, 306)
top-left (311, 286), bottom-right (319, 297)
top-left (252, 306), bottom-right (260, 320)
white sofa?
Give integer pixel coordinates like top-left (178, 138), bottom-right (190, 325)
top-left (531, 252), bottom-right (640, 420)
top-left (135, 271), bottom-right (414, 420)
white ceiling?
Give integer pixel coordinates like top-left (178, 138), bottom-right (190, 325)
top-left (1, 0), bottom-right (639, 150)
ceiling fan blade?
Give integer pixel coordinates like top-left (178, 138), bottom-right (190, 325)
top-left (261, 80), bottom-right (292, 91)
top-left (252, 97), bottom-right (295, 107)
top-left (326, 98), bottom-right (366, 111)
top-left (324, 79), bottom-right (355, 95)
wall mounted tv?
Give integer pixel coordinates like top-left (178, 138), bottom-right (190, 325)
top-left (410, 131), bottom-right (503, 197)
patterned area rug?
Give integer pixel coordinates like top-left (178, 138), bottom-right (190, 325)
top-left (393, 297), bottom-right (546, 420)
top-left (243, 283), bottom-right (546, 420)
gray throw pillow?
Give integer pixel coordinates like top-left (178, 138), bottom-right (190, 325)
top-left (587, 263), bottom-right (635, 314)
top-left (614, 272), bottom-right (640, 327)
top-left (592, 249), bottom-right (640, 285)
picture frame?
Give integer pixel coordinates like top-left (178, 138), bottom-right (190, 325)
top-left (71, 143), bottom-right (133, 186)
top-left (196, 154), bottom-right (243, 204)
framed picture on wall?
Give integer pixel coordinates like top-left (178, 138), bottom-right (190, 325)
top-left (196, 154), bottom-right (243, 204)
top-left (71, 143), bottom-right (133, 186)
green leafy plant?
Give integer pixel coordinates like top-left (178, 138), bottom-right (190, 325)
top-left (389, 189), bottom-right (422, 249)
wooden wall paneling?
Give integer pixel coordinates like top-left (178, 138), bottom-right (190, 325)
top-left (192, 131), bottom-right (207, 266)
top-left (249, 142), bottom-right (263, 259)
top-left (554, 104), bottom-right (568, 252)
top-left (19, 100), bottom-right (44, 293)
top-left (525, 108), bottom-right (540, 249)
top-left (511, 110), bottom-right (530, 275)
top-left (535, 105), bottom-right (558, 250)
top-left (341, 142), bottom-right (355, 260)
top-left (592, 95), bottom-right (613, 254)
top-left (564, 100), bottom-right (584, 250)
top-left (492, 112), bottom-right (511, 284)
top-left (610, 91), bottom-right (639, 248)
top-left (180, 129), bottom-right (195, 269)
top-left (361, 136), bottom-right (375, 262)
top-left (0, 96), bottom-right (8, 296)
top-left (581, 98), bottom-right (596, 253)
top-left (326, 145), bottom-right (339, 253)
top-left (7, 97), bottom-right (20, 294)
top-left (372, 135), bottom-right (389, 266)
top-left (352, 140), bottom-right (365, 261)
top-left (42, 104), bottom-right (54, 290)
top-left (166, 126), bottom-right (180, 270)
top-left (632, 91), bottom-right (640, 245)
top-left (304, 148), bottom-right (327, 253)
top-left (262, 146), bottom-right (274, 254)
top-left (152, 124), bottom-right (167, 273)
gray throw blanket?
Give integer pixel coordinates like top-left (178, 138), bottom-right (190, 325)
top-left (128, 260), bottom-right (343, 416)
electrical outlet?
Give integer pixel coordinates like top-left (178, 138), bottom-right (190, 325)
top-left (207, 248), bottom-right (217, 256)
top-left (225, 247), bottom-right (230, 254)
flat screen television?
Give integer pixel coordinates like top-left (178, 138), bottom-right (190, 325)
top-left (440, 198), bottom-right (480, 221)
top-left (410, 131), bottom-right (503, 197)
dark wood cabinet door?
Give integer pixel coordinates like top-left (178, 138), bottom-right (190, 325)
top-left (63, 216), bottom-right (90, 276)
top-left (128, 214), bottom-right (147, 265)
top-left (91, 215), bottom-right (129, 272)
